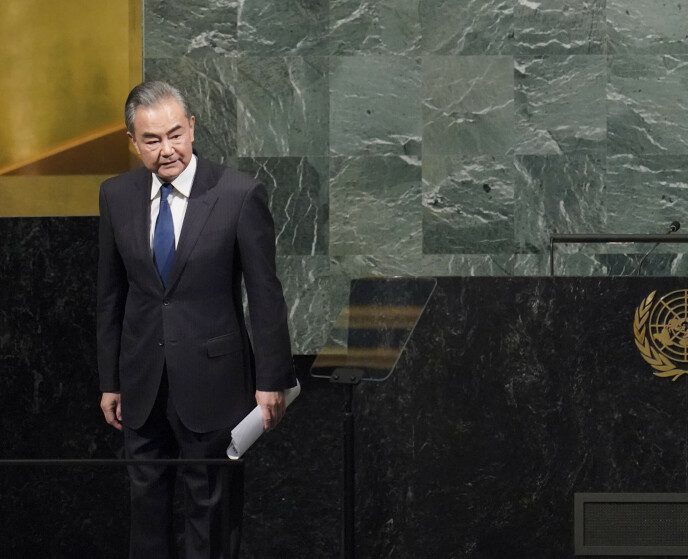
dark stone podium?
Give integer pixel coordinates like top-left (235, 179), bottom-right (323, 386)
top-left (352, 277), bottom-right (688, 559)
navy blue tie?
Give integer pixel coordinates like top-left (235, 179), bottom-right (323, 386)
top-left (153, 183), bottom-right (175, 287)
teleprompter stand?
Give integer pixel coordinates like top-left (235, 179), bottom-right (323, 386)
top-left (311, 277), bottom-right (436, 559)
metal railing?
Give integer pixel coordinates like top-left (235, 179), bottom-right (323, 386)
top-left (0, 458), bottom-right (240, 466)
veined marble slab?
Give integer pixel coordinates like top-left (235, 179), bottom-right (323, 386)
top-left (510, 253), bottom-right (548, 275)
top-left (333, 253), bottom-right (517, 278)
top-left (329, 0), bottom-right (421, 55)
top-left (423, 155), bottom-right (515, 254)
top-left (237, 56), bottom-right (329, 157)
top-left (330, 55), bottom-right (421, 156)
top-left (238, 157), bottom-right (329, 256)
top-left (423, 55), bottom-right (514, 155)
top-left (329, 155), bottom-right (422, 256)
top-left (144, 0), bottom-right (237, 58)
top-left (514, 153), bottom-right (606, 254)
top-left (276, 256), bottom-right (340, 354)
top-left (608, 0), bottom-right (688, 54)
top-left (420, 0), bottom-right (514, 54)
top-left (594, 253), bottom-right (688, 276)
top-left (237, 0), bottom-right (328, 55)
top-left (548, 252), bottom-right (682, 276)
top-left (605, 153), bottom-right (688, 243)
top-left (515, 55), bottom-right (606, 154)
top-left (608, 55), bottom-right (688, 155)
top-left (514, 0), bottom-right (606, 54)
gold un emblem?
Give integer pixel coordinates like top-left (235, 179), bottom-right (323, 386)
top-left (634, 290), bottom-right (688, 381)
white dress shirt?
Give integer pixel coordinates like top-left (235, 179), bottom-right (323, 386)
top-left (149, 155), bottom-right (197, 249)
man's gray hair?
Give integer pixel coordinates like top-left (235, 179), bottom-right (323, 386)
top-left (124, 81), bottom-right (191, 133)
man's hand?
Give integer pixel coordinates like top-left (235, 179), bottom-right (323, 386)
top-left (100, 392), bottom-right (122, 431)
top-left (255, 390), bottom-right (285, 431)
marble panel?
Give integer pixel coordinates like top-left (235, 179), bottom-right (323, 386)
top-left (422, 56), bottom-right (514, 156)
top-left (511, 252), bottom-right (548, 275)
top-left (420, 254), bottom-right (516, 276)
top-left (236, 57), bottom-right (329, 157)
top-left (276, 256), bottom-right (346, 354)
top-left (608, 55), bottom-right (688, 155)
top-left (605, 154), bottom-right (688, 245)
top-left (0, 217), bottom-right (129, 557)
top-left (329, 0), bottom-right (421, 55)
top-left (328, 250), bottom-right (608, 281)
top-left (594, 253), bottom-right (686, 276)
top-left (329, 254), bottom-right (426, 282)
top-left (515, 55), bottom-right (606, 155)
top-left (237, 0), bottom-right (328, 55)
top-left (550, 252), bottom-right (609, 276)
top-left (550, 251), bottom-right (688, 276)
top-left (669, 252), bottom-right (688, 276)
top-left (422, 155), bottom-right (515, 254)
top-left (0, 218), bottom-right (104, 460)
top-left (608, 0), bottom-right (688, 54)
top-left (513, 0), bottom-right (606, 55)
top-left (419, 0), bottom-right (514, 54)
top-left (144, 55), bottom-right (238, 163)
top-left (329, 156), bottom-right (422, 256)
top-left (144, 0), bottom-right (237, 58)
top-left (332, 253), bottom-right (517, 279)
top-left (514, 153), bottom-right (606, 254)
top-left (237, 157), bottom-right (329, 256)
top-left (330, 56), bottom-right (421, 157)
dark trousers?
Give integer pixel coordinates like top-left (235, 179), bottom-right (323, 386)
top-left (123, 370), bottom-right (243, 559)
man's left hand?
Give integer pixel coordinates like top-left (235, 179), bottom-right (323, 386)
top-left (255, 390), bottom-right (286, 431)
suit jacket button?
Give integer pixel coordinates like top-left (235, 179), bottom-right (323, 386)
top-left (158, 340), bottom-right (165, 347)
top-left (163, 299), bottom-right (170, 306)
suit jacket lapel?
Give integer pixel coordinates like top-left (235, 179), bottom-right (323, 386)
top-left (130, 167), bottom-right (164, 289)
top-left (165, 158), bottom-right (220, 294)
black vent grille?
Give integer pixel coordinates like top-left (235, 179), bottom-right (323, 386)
top-left (575, 493), bottom-right (688, 556)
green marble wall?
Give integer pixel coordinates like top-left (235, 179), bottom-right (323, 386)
top-left (144, 0), bottom-right (688, 353)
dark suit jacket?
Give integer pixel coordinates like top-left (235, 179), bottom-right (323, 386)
top-left (97, 157), bottom-right (295, 432)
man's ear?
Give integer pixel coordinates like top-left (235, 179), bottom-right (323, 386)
top-left (189, 115), bottom-right (196, 143)
top-left (127, 131), bottom-right (141, 156)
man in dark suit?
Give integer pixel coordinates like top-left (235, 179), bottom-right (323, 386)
top-left (97, 81), bottom-right (295, 558)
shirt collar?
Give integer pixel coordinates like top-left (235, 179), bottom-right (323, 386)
top-left (150, 155), bottom-right (197, 200)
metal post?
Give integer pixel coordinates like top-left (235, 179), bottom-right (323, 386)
top-left (342, 382), bottom-right (355, 559)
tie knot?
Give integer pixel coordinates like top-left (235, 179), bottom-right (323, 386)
top-left (161, 183), bottom-right (173, 200)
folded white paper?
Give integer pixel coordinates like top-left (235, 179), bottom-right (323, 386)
top-left (226, 380), bottom-right (301, 460)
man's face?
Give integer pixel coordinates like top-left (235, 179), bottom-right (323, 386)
top-left (128, 97), bottom-right (195, 182)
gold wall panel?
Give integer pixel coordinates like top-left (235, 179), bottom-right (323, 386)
top-left (0, 0), bottom-right (142, 216)
top-left (0, 175), bottom-right (110, 217)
